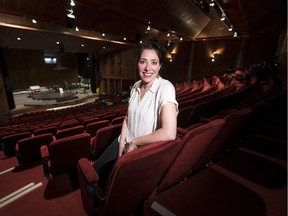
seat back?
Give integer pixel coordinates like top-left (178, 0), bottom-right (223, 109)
top-left (157, 119), bottom-right (225, 192)
top-left (1, 132), bottom-right (31, 156)
top-left (33, 126), bottom-right (58, 136)
top-left (55, 125), bottom-right (84, 140)
top-left (193, 108), bottom-right (252, 171)
top-left (82, 117), bottom-right (101, 129)
top-left (85, 120), bottom-right (110, 137)
top-left (16, 133), bottom-right (54, 164)
top-left (91, 123), bottom-right (122, 159)
top-left (110, 115), bottom-right (125, 125)
top-left (49, 133), bottom-right (91, 176)
top-left (77, 138), bottom-right (182, 216)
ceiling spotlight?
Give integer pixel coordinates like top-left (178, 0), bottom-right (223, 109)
top-left (233, 32), bottom-right (238, 37)
top-left (32, 19), bottom-right (37, 24)
top-left (56, 41), bottom-right (60, 44)
top-left (75, 26), bottom-right (79, 31)
top-left (180, 37), bottom-right (183, 41)
top-left (81, 44), bottom-right (84, 47)
top-left (167, 33), bottom-right (170, 37)
top-left (167, 38), bottom-right (171, 46)
top-left (70, 0), bottom-right (75, 6)
top-left (102, 33), bottom-right (105, 37)
top-left (17, 37), bottom-right (21, 41)
top-left (147, 25), bottom-right (150, 31)
top-left (67, 9), bottom-right (75, 19)
top-left (123, 37), bottom-right (127, 41)
top-left (228, 26), bottom-right (233, 31)
top-left (220, 16), bottom-right (225, 21)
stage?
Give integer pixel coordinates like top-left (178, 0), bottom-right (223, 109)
top-left (10, 89), bottom-right (98, 116)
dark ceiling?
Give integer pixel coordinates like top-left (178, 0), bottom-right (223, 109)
top-left (0, 0), bottom-right (286, 53)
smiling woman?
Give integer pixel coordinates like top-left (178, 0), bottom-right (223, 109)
top-left (87, 38), bottom-right (179, 191)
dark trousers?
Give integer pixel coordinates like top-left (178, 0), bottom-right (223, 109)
top-left (94, 138), bottom-right (119, 189)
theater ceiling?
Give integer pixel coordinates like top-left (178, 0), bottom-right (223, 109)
top-left (0, 0), bottom-right (286, 53)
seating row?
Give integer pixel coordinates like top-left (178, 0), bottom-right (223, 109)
top-left (77, 105), bottom-right (255, 215)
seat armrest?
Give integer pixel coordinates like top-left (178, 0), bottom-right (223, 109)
top-left (78, 158), bottom-right (99, 185)
top-left (177, 127), bottom-right (188, 137)
top-left (40, 145), bottom-right (50, 178)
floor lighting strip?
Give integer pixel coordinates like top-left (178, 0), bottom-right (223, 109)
top-left (0, 182), bottom-right (43, 208)
top-left (0, 167), bottom-right (15, 176)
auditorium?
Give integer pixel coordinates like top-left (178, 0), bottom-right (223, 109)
top-left (0, 0), bottom-right (286, 215)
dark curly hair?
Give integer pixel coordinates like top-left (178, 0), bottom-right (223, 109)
top-left (137, 37), bottom-right (167, 65)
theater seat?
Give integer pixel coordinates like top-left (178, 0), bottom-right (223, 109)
top-left (33, 126), bottom-right (58, 136)
top-left (41, 133), bottom-right (91, 177)
top-left (55, 125), bottom-right (85, 140)
top-left (77, 138), bottom-right (182, 216)
top-left (1, 132), bottom-right (31, 157)
top-left (110, 115), bottom-right (125, 125)
top-left (90, 123), bottom-right (122, 160)
top-left (155, 119), bottom-right (225, 194)
top-left (16, 133), bottom-right (54, 165)
top-left (192, 108), bottom-right (252, 171)
top-left (85, 120), bottom-right (110, 137)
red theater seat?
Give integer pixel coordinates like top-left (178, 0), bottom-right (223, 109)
top-left (15, 133), bottom-right (54, 164)
top-left (33, 126), bottom-right (58, 136)
top-left (77, 138), bottom-right (182, 216)
top-left (85, 120), bottom-right (110, 138)
top-left (155, 119), bottom-right (225, 194)
top-left (90, 124), bottom-right (122, 160)
top-left (55, 125), bottom-right (85, 140)
top-left (41, 133), bottom-right (91, 177)
top-left (1, 132), bottom-right (31, 156)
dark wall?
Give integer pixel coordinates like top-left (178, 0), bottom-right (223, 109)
top-left (4, 49), bottom-right (79, 90)
top-left (1, 35), bottom-right (284, 91)
top-left (162, 36), bottom-right (282, 85)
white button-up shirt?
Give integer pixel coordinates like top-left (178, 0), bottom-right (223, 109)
top-left (125, 76), bottom-right (178, 143)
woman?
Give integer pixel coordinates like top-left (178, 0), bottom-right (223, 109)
top-left (95, 38), bottom-right (178, 188)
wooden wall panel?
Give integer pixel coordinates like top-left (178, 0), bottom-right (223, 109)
top-left (4, 49), bottom-right (79, 90)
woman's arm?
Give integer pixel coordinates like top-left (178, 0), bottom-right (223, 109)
top-left (127, 102), bottom-right (177, 152)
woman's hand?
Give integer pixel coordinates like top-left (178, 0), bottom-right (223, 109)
top-left (126, 140), bottom-right (138, 153)
top-left (118, 141), bottom-right (126, 157)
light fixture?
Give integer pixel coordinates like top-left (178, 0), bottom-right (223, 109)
top-left (179, 37), bottom-right (183, 41)
top-left (147, 25), bottom-right (150, 31)
top-left (228, 26), bottom-right (233, 31)
top-left (56, 41), bottom-right (60, 44)
top-left (67, 9), bottom-right (75, 19)
top-left (211, 58), bottom-right (215, 62)
top-left (102, 33), bottom-right (105, 37)
top-left (75, 26), bottom-right (79, 31)
top-left (220, 14), bottom-right (225, 21)
top-left (123, 37), bottom-right (127, 41)
top-left (233, 32), bottom-right (238, 37)
top-left (70, 0), bottom-right (75, 6)
top-left (167, 38), bottom-right (171, 46)
top-left (167, 33), bottom-right (170, 37)
top-left (81, 44), bottom-right (84, 47)
top-left (17, 37), bottom-right (21, 41)
top-left (32, 19), bottom-right (37, 24)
